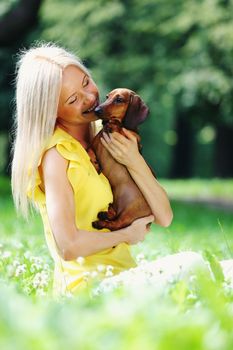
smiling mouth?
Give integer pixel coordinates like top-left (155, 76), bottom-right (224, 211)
top-left (83, 100), bottom-right (99, 114)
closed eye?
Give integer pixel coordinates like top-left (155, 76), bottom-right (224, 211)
top-left (83, 76), bottom-right (89, 87)
top-left (68, 96), bottom-right (77, 104)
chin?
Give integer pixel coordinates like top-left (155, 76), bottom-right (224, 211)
top-left (83, 113), bottom-right (98, 122)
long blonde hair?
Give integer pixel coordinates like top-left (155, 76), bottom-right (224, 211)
top-left (11, 43), bottom-right (92, 218)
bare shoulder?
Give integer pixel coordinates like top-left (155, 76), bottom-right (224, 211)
top-left (41, 147), bottom-right (68, 178)
top-left (41, 147), bottom-right (68, 172)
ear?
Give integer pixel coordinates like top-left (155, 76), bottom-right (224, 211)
top-left (123, 94), bottom-right (149, 130)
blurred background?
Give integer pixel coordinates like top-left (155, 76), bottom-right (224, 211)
top-left (1, 3), bottom-right (233, 347)
top-left (1, 0), bottom-right (233, 179)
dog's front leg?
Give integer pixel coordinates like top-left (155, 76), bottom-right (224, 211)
top-left (87, 147), bottom-right (102, 174)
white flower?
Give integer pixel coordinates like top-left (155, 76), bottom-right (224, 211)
top-left (6, 265), bottom-right (15, 276)
top-left (13, 260), bottom-right (20, 267)
top-left (43, 264), bottom-right (50, 271)
top-left (2, 251), bottom-right (12, 259)
top-left (30, 262), bottom-right (42, 273)
top-left (105, 270), bottom-right (114, 277)
top-left (97, 264), bottom-right (106, 272)
top-left (136, 253), bottom-right (148, 265)
top-left (24, 251), bottom-right (31, 259)
top-left (64, 291), bottom-right (74, 298)
top-left (30, 256), bottom-right (43, 265)
top-left (136, 253), bottom-right (145, 261)
top-left (13, 241), bottom-right (23, 249)
top-left (106, 265), bottom-right (114, 272)
top-left (32, 271), bottom-right (49, 288)
top-left (15, 264), bottom-right (27, 277)
top-left (189, 275), bottom-right (197, 283)
top-left (83, 271), bottom-right (90, 277)
top-left (23, 286), bottom-right (32, 295)
top-left (36, 288), bottom-right (46, 297)
top-left (187, 293), bottom-right (197, 301)
top-left (82, 271), bottom-right (90, 281)
top-left (91, 271), bottom-right (98, 278)
top-left (76, 256), bottom-right (85, 265)
top-left (105, 265), bottom-right (114, 277)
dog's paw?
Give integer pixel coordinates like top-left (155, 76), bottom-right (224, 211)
top-left (92, 220), bottom-right (102, 229)
top-left (97, 211), bottom-right (109, 220)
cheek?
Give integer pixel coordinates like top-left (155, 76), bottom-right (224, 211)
top-left (90, 80), bottom-right (99, 94)
top-left (58, 104), bottom-right (81, 119)
top-left (114, 105), bottom-right (128, 118)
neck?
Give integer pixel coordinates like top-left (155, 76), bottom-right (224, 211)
top-left (56, 120), bottom-right (91, 148)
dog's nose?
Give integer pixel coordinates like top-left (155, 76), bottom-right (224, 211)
top-left (94, 106), bottom-right (103, 117)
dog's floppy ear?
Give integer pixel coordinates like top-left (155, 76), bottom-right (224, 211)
top-left (123, 93), bottom-right (149, 130)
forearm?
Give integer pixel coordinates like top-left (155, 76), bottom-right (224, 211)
top-left (56, 226), bottom-right (128, 261)
top-left (100, 129), bottom-right (173, 226)
top-left (51, 211), bottom-right (154, 261)
top-left (127, 155), bottom-right (173, 227)
top-left (51, 218), bottom-right (128, 260)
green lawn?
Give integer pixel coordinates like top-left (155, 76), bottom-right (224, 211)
top-left (1, 177), bottom-right (233, 350)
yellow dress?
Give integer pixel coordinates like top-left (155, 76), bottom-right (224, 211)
top-left (28, 127), bottom-right (137, 296)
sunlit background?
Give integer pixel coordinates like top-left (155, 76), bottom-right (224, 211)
top-left (1, 0), bottom-right (233, 178)
top-left (0, 1), bottom-right (233, 349)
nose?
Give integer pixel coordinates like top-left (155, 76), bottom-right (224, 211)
top-left (94, 106), bottom-right (103, 117)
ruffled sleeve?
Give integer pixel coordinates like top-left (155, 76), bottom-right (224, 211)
top-left (27, 128), bottom-right (90, 205)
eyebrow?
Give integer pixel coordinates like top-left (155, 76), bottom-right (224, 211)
top-left (65, 74), bottom-right (87, 103)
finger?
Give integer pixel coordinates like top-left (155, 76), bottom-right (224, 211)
top-left (143, 215), bottom-right (155, 224)
top-left (122, 128), bottom-right (137, 142)
top-left (102, 132), bottom-right (111, 143)
top-left (111, 132), bottom-right (128, 145)
top-left (102, 133), bottom-right (120, 152)
top-left (103, 133), bottom-right (125, 152)
top-left (100, 137), bottom-right (114, 153)
top-left (132, 215), bottom-right (154, 226)
top-left (100, 137), bottom-right (122, 159)
top-left (110, 136), bottom-right (128, 153)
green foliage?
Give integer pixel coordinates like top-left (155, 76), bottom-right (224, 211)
top-left (34, 0), bottom-right (233, 176)
top-left (0, 0), bottom-right (17, 17)
top-left (1, 0), bottom-right (233, 176)
top-left (204, 250), bottom-right (225, 283)
top-left (0, 133), bottom-right (8, 175)
top-left (1, 177), bottom-right (233, 348)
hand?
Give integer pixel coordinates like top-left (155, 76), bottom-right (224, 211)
top-left (125, 215), bottom-right (154, 245)
top-left (100, 128), bottom-right (141, 168)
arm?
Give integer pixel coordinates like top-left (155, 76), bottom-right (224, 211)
top-left (41, 147), bottom-right (154, 261)
top-left (101, 129), bottom-right (173, 227)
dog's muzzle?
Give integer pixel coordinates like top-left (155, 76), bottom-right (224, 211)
top-left (94, 106), bottom-right (104, 117)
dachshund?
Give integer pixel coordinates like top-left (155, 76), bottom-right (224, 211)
top-left (88, 88), bottom-right (154, 231)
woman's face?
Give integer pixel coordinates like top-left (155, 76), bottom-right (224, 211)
top-left (57, 65), bottom-right (99, 125)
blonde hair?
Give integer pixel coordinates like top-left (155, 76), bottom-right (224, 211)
top-left (11, 42), bottom-right (92, 218)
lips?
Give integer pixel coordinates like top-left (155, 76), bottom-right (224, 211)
top-left (83, 100), bottom-right (99, 114)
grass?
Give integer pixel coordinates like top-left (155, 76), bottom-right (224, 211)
top-left (0, 176), bottom-right (233, 349)
top-left (161, 178), bottom-right (233, 201)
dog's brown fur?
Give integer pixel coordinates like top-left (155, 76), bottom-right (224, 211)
top-left (89, 88), bottom-right (153, 231)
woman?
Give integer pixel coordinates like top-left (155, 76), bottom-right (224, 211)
top-left (11, 43), bottom-right (174, 296)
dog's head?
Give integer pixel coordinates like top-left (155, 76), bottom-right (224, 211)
top-left (95, 88), bottom-right (149, 131)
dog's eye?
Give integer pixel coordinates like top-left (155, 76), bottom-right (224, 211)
top-left (115, 97), bottom-right (124, 103)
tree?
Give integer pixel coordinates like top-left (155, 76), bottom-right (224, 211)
top-left (39, 0), bottom-right (233, 177)
top-left (1, 0), bottom-right (233, 177)
top-left (0, 0), bottom-right (42, 46)
top-left (0, 0), bottom-right (43, 174)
